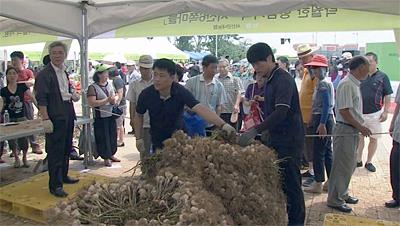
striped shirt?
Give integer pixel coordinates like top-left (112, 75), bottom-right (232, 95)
top-left (185, 74), bottom-right (227, 113)
top-left (217, 73), bottom-right (244, 113)
top-left (126, 78), bottom-right (153, 128)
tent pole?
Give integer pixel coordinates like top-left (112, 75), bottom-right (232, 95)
top-left (80, 2), bottom-right (93, 168)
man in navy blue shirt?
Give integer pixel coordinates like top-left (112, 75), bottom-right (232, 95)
top-left (134, 58), bottom-right (236, 152)
top-left (239, 43), bottom-right (305, 226)
top-left (356, 52), bottom-right (393, 172)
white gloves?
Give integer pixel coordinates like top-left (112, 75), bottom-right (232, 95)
top-left (222, 123), bottom-right (236, 137)
top-left (42, 119), bottom-right (53, 133)
top-left (238, 128), bottom-right (258, 147)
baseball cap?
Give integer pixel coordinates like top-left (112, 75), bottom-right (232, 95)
top-left (126, 60), bottom-right (136, 66)
top-left (95, 64), bottom-right (112, 73)
top-left (304, 55), bottom-right (328, 67)
top-left (138, 55), bottom-right (153, 68)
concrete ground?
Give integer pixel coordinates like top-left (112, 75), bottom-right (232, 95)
top-left (0, 112), bottom-right (399, 225)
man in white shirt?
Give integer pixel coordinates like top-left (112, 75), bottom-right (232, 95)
top-left (327, 56), bottom-right (372, 213)
top-left (185, 55), bottom-right (227, 117)
top-left (126, 55), bottom-right (153, 156)
top-left (385, 87), bottom-right (400, 208)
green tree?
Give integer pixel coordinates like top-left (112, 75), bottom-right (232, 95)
top-left (174, 34), bottom-right (250, 61)
top-left (174, 36), bottom-right (195, 51)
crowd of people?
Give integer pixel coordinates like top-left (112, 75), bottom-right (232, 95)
top-left (0, 40), bottom-right (399, 225)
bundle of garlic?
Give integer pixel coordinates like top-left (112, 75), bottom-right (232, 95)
top-left (49, 130), bottom-right (286, 226)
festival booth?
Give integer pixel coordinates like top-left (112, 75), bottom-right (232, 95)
top-left (1, 0), bottom-right (400, 160)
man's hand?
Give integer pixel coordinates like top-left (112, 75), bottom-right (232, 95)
top-left (316, 124), bottom-right (327, 138)
top-left (238, 128), bottom-right (258, 147)
top-left (136, 139), bottom-right (145, 153)
top-left (233, 104), bottom-right (240, 113)
top-left (359, 126), bottom-right (372, 137)
top-left (42, 119), bottom-right (53, 133)
top-left (379, 111), bottom-right (388, 122)
top-left (389, 122), bottom-right (394, 137)
top-left (222, 123), bottom-right (236, 136)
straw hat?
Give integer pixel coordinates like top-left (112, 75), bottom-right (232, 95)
top-left (296, 44), bottom-right (319, 58)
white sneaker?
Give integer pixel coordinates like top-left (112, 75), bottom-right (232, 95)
top-left (323, 180), bottom-right (329, 192)
top-left (304, 182), bottom-right (323, 193)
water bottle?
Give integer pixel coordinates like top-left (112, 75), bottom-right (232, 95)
top-left (3, 110), bottom-right (9, 123)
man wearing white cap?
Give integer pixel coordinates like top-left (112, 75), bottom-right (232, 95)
top-left (126, 55), bottom-right (153, 157)
top-left (297, 44), bottom-right (319, 187)
top-left (126, 60), bottom-right (141, 84)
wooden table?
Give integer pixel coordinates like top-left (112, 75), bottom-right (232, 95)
top-left (0, 117), bottom-right (92, 142)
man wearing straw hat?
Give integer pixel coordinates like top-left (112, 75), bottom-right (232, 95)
top-left (327, 56), bottom-right (372, 213)
top-left (297, 43), bottom-right (319, 186)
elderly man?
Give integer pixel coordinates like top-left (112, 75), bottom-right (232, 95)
top-left (327, 56), bottom-right (372, 213)
top-left (297, 44), bottom-right (319, 187)
top-left (216, 58), bottom-right (244, 130)
top-left (239, 43), bottom-right (305, 225)
top-left (126, 55), bottom-right (154, 159)
top-left (356, 52), bottom-right (393, 172)
top-left (35, 41), bottom-right (80, 197)
top-left (134, 58), bottom-right (235, 153)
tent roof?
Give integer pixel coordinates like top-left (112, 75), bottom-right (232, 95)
top-left (1, 0), bottom-right (400, 39)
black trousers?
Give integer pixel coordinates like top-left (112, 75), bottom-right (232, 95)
top-left (46, 103), bottom-right (74, 191)
top-left (93, 116), bottom-right (117, 159)
top-left (390, 141), bottom-right (400, 201)
top-left (263, 136), bottom-right (305, 225)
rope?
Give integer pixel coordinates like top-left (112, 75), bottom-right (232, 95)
top-left (84, 105), bottom-right (397, 138)
top-left (304, 132), bottom-right (392, 137)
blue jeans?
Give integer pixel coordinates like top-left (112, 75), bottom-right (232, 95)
top-left (311, 114), bottom-right (334, 183)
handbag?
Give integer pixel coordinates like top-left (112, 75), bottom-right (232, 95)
top-left (111, 105), bottom-right (123, 119)
top-left (241, 101), bottom-right (263, 131)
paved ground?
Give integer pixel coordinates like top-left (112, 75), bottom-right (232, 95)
top-left (0, 113), bottom-right (399, 225)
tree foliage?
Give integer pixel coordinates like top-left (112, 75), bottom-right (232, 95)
top-left (174, 35), bottom-right (250, 62)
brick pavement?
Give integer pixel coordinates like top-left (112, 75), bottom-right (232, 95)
top-left (0, 115), bottom-right (399, 225)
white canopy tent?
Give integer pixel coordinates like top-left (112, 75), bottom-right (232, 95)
top-left (1, 0), bottom-right (399, 164)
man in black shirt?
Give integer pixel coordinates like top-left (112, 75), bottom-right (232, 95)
top-left (356, 52), bottom-right (393, 172)
top-left (239, 43), bottom-right (305, 226)
top-left (134, 58), bottom-right (236, 152)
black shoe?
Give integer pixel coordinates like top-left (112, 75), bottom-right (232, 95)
top-left (328, 204), bottom-right (352, 213)
top-left (63, 177), bottom-right (79, 184)
top-left (365, 163), bottom-right (376, 172)
top-left (345, 196), bottom-right (359, 204)
top-left (70, 154), bottom-right (84, 161)
top-left (301, 170), bottom-right (312, 178)
top-left (385, 200), bottom-right (399, 208)
top-left (356, 161), bottom-right (363, 167)
top-left (128, 130), bottom-right (135, 135)
top-left (50, 188), bottom-right (68, 198)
